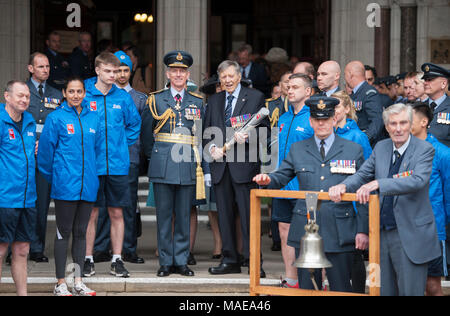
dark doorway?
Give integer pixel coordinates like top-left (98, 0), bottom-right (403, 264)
top-left (209, 0), bottom-right (330, 72)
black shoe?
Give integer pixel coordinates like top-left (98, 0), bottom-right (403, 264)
top-left (271, 242), bottom-right (282, 252)
top-left (176, 265), bottom-right (195, 277)
top-left (123, 253), bottom-right (145, 264)
top-left (83, 259), bottom-right (96, 277)
top-left (188, 253), bottom-right (197, 266)
top-left (157, 265), bottom-right (173, 277)
top-left (241, 259), bottom-right (249, 268)
top-left (209, 263), bottom-right (242, 275)
top-left (93, 251), bottom-right (112, 263)
top-left (212, 254), bottom-right (222, 260)
top-left (29, 253), bottom-right (49, 263)
top-left (110, 259), bottom-right (130, 278)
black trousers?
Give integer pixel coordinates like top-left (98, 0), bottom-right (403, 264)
top-left (213, 165), bottom-right (257, 264)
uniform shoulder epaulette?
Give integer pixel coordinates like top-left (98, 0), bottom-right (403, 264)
top-left (150, 89), bottom-right (165, 95)
top-left (188, 91), bottom-right (204, 99)
top-left (265, 98), bottom-right (276, 102)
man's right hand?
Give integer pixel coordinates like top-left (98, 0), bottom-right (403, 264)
top-left (210, 146), bottom-right (226, 161)
top-left (253, 174), bottom-right (271, 186)
top-left (329, 184), bottom-right (347, 203)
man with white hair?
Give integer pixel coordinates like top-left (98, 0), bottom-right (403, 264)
top-left (330, 103), bottom-right (441, 296)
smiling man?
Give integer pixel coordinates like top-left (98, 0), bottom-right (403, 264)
top-left (329, 103), bottom-right (441, 296)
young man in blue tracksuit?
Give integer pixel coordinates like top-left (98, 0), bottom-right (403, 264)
top-left (274, 73), bottom-right (314, 288)
top-left (411, 102), bottom-right (450, 296)
top-left (38, 77), bottom-right (101, 296)
top-left (0, 81), bottom-right (37, 296)
top-left (83, 52), bottom-right (141, 278)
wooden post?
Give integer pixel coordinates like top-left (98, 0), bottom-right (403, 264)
top-left (250, 190), bottom-right (261, 296)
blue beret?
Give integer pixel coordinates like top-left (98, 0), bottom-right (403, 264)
top-left (114, 51), bottom-right (133, 70)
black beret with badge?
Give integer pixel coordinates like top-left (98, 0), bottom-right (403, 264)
top-left (306, 96), bottom-right (340, 119)
top-left (163, 50), bottom-right (193, 68)
top-left (421, 63), bottom-right (450, 80)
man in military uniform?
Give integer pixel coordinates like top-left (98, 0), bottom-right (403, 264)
top-left (141, 51), bottom-right (206, 277)
top-left (254, 96), bottom-right (369, 292)
top-left (422, 63), bottom-right (450, 147)
top-left (26, 52), bottom-right (63, 263)
top-left (69, 32), bottom-right (94, 80)
top-left (44, 31), bottom-right (70, 91)
top-left (265, 71), bottom-right (292, 130)
top-left (345, 61), bottom-right (384, 146)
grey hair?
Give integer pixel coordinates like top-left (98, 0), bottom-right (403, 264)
top-left (217, 60), bottom-right (241, 76)
top-left (382, 103), bottom-right (413, 125)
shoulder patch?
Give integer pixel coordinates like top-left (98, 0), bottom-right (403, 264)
top-left (188, 91), bottom-right (204, 99)
top-left (366, 89), bottom-right (377, 95)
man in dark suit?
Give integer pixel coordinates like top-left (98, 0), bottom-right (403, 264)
top-left (330, 103), bottom-right (441, 296)
top-left (422, 63), bottom-right (450, 147)
top-left (204, 60), bottom-right (269, 277)
top-left (345, 61), bottom-right (384, 146)
top-left (69, 32), bottom-right (94, 80)
top-left (317, 61), bottom-right (341, 97)
top-left (238, 45), bottom-right (270, 97)
top-left (254, 96), bottom-right (369, 292)
top-left (26, 52), bottom-right (63, 263)
top-left (44, 31), bottom-right (70, 91)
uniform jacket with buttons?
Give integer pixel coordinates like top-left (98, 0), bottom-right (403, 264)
top-left (141, 89), bottom-right (205, 186)
top-left (0, 104), bottom-right (37, 208)
top-left (267, 135), bottom-right (368, 253)
top-left (26, 79), bottom-right (63, 131)
top-left (429, 95), bottom-right (450, 147)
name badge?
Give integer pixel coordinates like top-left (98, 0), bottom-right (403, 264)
top-left (185, 108), bottom-right (202, 121)
top-left (330, 160), bottom-right (356, 174)
top-left (67, 124), bottom-right (75, 135)
top-left (8, 129), bottom-right (15, 140)
top-left (230, 114), bottom-right (252, 130)
top-left (393, 170), bottom-right (413, 179)
top-left (437, 113), bottom-right (450, 125)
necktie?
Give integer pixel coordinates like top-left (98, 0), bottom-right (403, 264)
top-left (225, 95), bottom-right (234, 127)
top-left (393, 150), bottom-right (401, 165)
top-left (320, 140), bottom-right (326, 160)
top-left (174, 94), bottom-right (182, 104)
top-left (430, 102), bottom-right (437, 114)
top-left (38, 84), bottom-right (44, 98)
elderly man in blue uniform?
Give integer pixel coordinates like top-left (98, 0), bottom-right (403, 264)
top-left (26, 52), bottom-right (63, 263)
top-left (93, 51), bottom-right (148, 265)
top-left (422, 63), bottom-right (450, 147)
top-left (345, 61), bottom-right (384, 146)
top-left (254, 96), bottom-right (369, 292)
top-left (0, 81), bottom-right (37, 296)
top-left (141, 51), bottom-right (206, 277)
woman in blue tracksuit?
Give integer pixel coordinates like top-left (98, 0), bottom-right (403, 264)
top-left (411, 102), bottom-right (449, 296)
top-left (37, 77), bottom-right (100, 297)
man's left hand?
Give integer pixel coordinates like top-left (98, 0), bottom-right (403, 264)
top-left (356, 180), bottom-right (379, 204)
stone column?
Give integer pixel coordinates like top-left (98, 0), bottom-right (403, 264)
top-left (156, 0), bottom-right (208, 91)
top-left (0, 0), bottom-right (30, 101)
top-left (399, 0), bottom-right (417, 72)
top-left (374, 2), bottom-right (391, 77)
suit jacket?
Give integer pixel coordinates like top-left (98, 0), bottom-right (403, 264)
top-left (69, 47), bottom-right (94, 80)
top-left (351, 81), bottom-right (384, 145)
top-left (267, 136), bottom-right (368, 253)
top-left (44, 48), bottom-right (70, 91)
top-left (141, 89), bottom-right (205, 186)
top-left (247, 62), bottom-right (270, 97)
top-left (429, 95), bottom-right (450, 147)
top-left (203, 86), bottom-right (269, 185)
top-left (342, 136), bottom-right (441, 264)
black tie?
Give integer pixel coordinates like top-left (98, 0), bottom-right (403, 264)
top-left (320, 140), bottom-right (326, 160)
top-left (393, 150), bottom-right (401, 165)
top-left (38, 84), bottom-right (44, 98)
top-left (430, 102), bottom-right (437, 114)
top-left (225, 95), bottom-right (234, 127)
top-left (174, 94), bottom-right (182, 105)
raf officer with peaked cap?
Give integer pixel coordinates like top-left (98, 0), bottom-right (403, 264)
top-left (141, 50), bottom-right (206, 277)
top-left (254, 96), bottom-right (369, 293)
top-left (422, 63), bottom-right (450, 147)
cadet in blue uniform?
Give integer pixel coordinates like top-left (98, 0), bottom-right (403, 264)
top-left (0, 81), bottom-right (37, 296)
top-left (422, 63), bottom-right (450, 147)
top-left (141, 51), bottom-right (205, 277)
top-left (254, 96), bottom-right (369, 293)
top-left (26, 52), bottom-right (63, 263)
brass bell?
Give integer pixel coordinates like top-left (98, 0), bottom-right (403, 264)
top-left (294, 221), bottom-right (333, 270)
